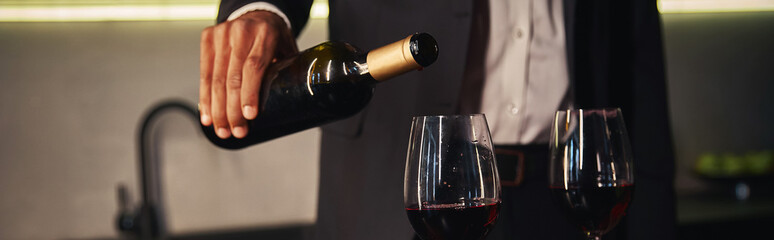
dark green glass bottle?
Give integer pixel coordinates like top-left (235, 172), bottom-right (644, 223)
top-left (202, 33), bottom-right (438, 149)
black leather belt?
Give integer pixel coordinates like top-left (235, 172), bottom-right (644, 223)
top-left (494, 144), bottom-right (549, 187)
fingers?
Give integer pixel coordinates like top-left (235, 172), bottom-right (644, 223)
top-left (211, 24), bottom-right (232, 139)
top-left (200, 11), bottom-right (298, 140)
top-left (199, 27), bottom-right (215, 126)
top-left (226, 20), bottom-right (253, 138)
top-left (241, 22), bottom-right (273, 120)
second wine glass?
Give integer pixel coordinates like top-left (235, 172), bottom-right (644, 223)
top-left (404, 114), bottom-right (501, 240)
top-left (548, 108), bottom-right (635, 240)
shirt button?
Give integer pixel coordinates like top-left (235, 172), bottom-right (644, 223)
top-left (509, 105), bottom-right (519, 116)
top-left (514, 28), bottom-right (523, 39)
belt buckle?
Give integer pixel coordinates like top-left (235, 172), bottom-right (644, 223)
top-left (495, 149), bottom-right (525, 187)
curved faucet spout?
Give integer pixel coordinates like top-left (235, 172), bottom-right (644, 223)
top-left (117, 100), bottom-right (198, 240)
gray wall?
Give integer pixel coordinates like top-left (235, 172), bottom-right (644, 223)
top-left (662, 12), bottom-right (774, 191)
top-left (0, 19), bottom-right (328, 239)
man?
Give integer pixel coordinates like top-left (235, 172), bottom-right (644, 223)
top-left (199, 0), bottom-right (675, 239)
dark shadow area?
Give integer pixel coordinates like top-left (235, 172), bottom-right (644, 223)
top-left (679, 215), bottom-right (774, 239)
top-left (64, 225), bottom-right (312, 240)
top-left (169, 225), bottom-right (312, 240)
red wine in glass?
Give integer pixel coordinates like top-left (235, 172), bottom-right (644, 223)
top-left (406, 202), bottom-right (500, 240)
top-left (550, 184), bottom-right (634, 237)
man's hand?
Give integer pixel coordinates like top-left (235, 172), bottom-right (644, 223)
top-left (199, 10), bottom-right (297, 139)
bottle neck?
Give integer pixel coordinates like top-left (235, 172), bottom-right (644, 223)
top-left (340, 53), bottom-right (375, 82)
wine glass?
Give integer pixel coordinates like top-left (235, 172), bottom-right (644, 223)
top-left (404, 114), bottom-right (501, 240)
top-left (548, 108), bottom-right (635, 240)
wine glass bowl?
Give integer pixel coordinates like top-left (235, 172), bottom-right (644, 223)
top-left (404, 114), bottom-right (501, 240)
top-left (548, 108), bottom-right (635, 240)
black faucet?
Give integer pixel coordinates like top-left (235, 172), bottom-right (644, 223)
top-left (116, 100), bottom-right (197, 240)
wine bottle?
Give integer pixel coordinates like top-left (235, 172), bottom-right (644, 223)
top-left (201, 33), bottom-right (438, 149)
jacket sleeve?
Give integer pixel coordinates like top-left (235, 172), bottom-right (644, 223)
top-left (216, 0), bottom-right (314, 37)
